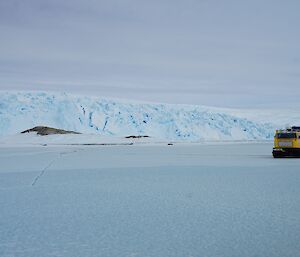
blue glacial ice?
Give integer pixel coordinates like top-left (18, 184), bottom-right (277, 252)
top-left (0, 91), bottom-right (274, 140)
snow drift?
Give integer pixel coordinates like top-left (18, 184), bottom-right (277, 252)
top-left (0, 91), bottom-right (274, 141)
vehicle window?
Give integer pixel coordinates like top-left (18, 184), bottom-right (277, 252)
top-left (277, 133), bottom-right (296, 139)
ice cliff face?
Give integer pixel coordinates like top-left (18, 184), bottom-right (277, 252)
top-left (0, 91), bottom-right (274, 140)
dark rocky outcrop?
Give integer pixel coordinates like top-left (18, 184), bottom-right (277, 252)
top-left (21, 126), bottom-right (81, 136)
top-left (125, 135), bottom-right (150, 139)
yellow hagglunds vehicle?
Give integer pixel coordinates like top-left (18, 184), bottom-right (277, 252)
top-left (273, 126), bottom-right (300, 158)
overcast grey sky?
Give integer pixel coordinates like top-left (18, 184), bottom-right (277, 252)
top-left (0, 0), bottom-right (299, 107)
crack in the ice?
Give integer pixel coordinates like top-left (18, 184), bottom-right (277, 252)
top-left (31, 158), bottom-right (57, 186)
top-left (31, 149), bottom-right (82, 186)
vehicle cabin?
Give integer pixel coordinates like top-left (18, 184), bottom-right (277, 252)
top-left (273, 126), bottom-right (300, 158)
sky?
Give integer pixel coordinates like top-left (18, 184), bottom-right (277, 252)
top-left (0, 0), bottom-right (300, 107)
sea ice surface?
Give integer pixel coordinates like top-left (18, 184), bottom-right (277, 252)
top-left (0, 143), bottom-right (299, 257)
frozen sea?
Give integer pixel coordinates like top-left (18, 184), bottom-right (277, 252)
top-left (0, 143), bottom-right (299, 257)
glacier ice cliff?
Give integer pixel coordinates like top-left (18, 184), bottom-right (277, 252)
top-left (0, 91), bottom-right (274, 140)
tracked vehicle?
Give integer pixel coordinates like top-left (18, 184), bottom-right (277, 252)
top-left (273, 126), bottom-right (300, 158)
